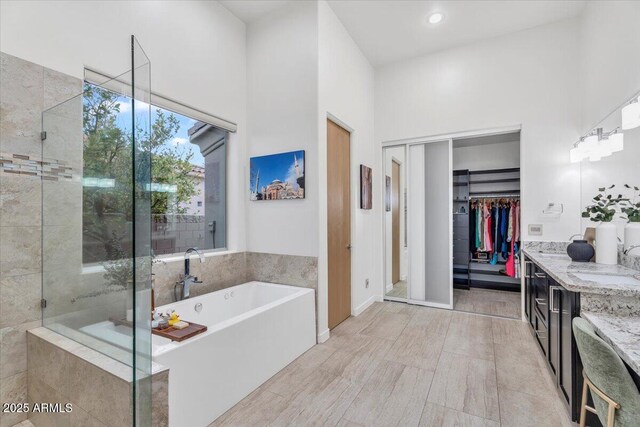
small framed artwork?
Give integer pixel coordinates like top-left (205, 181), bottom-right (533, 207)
top-left (360, 165), bottom-right (372, 210)
top-left (249, 150), bottom-right (305, 201)
top-left (385, 175), bottom-right (391, 212)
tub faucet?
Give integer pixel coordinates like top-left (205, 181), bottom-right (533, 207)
top-left (176, 248), bottom-right (205, 300)
top-left (624, 245), bottom-right (640, 256)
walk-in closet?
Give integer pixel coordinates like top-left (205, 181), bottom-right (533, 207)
top-left (452, 131), bottom-right (521, 318)
top-left (383, 129), bottom-right (521, 319)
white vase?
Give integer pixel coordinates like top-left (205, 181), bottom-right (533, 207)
top-left (595, 222), bottom-right (618, 265)
top-left (624, 222), bottom-right (640, 251)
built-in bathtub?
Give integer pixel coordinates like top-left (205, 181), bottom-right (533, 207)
top-left (152, 281), bottom-right (316, 427)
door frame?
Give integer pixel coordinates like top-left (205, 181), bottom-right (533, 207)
top-left (326, 115), bottom-right (355, 326)
top-left (380, 124), bottom-right (522, 310)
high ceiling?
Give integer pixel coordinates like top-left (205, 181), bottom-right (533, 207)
top-left (219, 0), bottom-right (293, 23)
top-left (220, 0), bottom-right (586, 67)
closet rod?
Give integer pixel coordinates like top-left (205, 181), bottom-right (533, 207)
top-left (469, 194), bottom-right (520, 199)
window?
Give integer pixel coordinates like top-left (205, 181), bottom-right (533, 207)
top-left (82, 82), bottom-right (227, 264)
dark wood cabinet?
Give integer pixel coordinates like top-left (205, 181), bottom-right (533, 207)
top-left (557, 286), bottom-right (579, 415)
top-left (524, 256), bottom-right (582, 423)
top-left (524, 259), bottom-right (533, 325)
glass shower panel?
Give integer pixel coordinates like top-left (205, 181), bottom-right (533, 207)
top-left (41, 35), bottom-right (153, 426)
top-left (131, 35), bottom-right (153, 427)
top-left (42, 70), bottom-right (140, 366)
top-left (408, 140), bottom-right (453, 308)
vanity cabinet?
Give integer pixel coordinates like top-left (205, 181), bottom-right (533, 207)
top-left (523, 256), bottom-right (583, 423)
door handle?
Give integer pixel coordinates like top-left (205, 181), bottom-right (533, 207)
top-left (534, 272), bottom-right (547, 279)
top-left (549, 286), bottom-right (560, 313)
top-left (346, 244), bottom-right (352, 250)
top-left (524, 261), bottom-right (532, 279)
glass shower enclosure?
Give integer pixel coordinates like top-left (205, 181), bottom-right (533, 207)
top-left (40, 36), bottom-right (152, 425)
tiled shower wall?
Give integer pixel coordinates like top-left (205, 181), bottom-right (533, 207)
top-left (0, 52), bottom-right (82, 427)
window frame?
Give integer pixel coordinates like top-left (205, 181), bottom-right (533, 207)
top-left (82, 70), bottom-right (231, 260)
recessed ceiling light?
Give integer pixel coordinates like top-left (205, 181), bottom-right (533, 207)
top-left (428, 13), bottom-right (443, 24)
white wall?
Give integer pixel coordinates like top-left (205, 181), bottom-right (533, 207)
top-left (578, 1), bottom-right (640, 133)
top-left (0, 0), bottom-right (248, 252)
top-left (578, 1), bottom-right (640, 242)
top-left (246, 1), bottom-right (319, 257)
top-left (453, 140), bottom-right (520, 171)
top-left (318, 0), bottom-right (377, 337)
top-left (375, 18), bottom-right (583, 243)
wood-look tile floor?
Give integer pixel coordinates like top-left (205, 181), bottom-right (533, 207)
top-left (453, 288), bottom-right (521, 319)
top-left (386, 280), bottom-right (407, 299)
top-left (211, 302), bottom-right (572, 427)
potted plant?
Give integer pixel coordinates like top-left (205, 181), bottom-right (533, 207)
top-left (621, 184), bottom-right (640, 252)
top-left (582, 185), bottom-right (626, 265)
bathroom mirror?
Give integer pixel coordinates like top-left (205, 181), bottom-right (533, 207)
top-left (383, 145), bottom-right (408, 300)
top-left (579, 96), bottom-right (640, 252)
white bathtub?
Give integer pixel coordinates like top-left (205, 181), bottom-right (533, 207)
top-left (153, 281), bottom-right (316, 427)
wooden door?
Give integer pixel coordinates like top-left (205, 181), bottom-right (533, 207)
top-left (391, 161), bottom-right (401, 284)
top-left (327, 120), bottom-right (351, 329)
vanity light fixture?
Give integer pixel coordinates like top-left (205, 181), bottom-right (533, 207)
top-left (428, 13), bottom-right (444, 24)
top-left (608, 129), bottom-right (624, 152)
top-left (570, 127), bottom-right (623, 163)
top-left (621, 96), bottom-right (640, 130)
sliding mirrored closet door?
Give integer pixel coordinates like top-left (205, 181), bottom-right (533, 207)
top-left (383, 146), bottom-right (408, 301)
top-left (383, 140), bottom-right (453, 308)
top-left (407, 140), bottom-right (453, 308)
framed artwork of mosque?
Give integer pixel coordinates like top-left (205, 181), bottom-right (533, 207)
top-left (249, 150), bottom-right (305, 201)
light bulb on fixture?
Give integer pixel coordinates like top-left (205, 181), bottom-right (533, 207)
top-left (570, 145), bottom-right (583, 163)
top-left (621, 97), bottom-right (640, 130)
top-left (589, 150), bottom-right (603, 162)
top-left (428, 13), bottom-right (443, 24)
top-left (608, 131), bottom-right (624, 152)
top-left (596, 139), bottom-right (613, 158)
top-left (582, 134), bottom-right (598, 156)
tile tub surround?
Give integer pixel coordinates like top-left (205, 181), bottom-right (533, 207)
top-left (26, 327), bottom-right (169, 427)
top-left (153, 251), bottom-right (248, 306)
top-left (152, 251), bottom-right (318, 306)
top-left (581, 312), bottom-right (640, 377)
top-left (245, 252), bottom-right (318, 289)
top-left (0, 51), bottom-right (82, 427)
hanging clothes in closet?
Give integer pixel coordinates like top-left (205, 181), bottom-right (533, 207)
top-left (469, 198), bottom-right (521, 278)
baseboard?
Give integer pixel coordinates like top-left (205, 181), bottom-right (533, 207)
top-left (386, 283), bottom-right (393, 293)
top-left (317, 328), bottom-right (330, 343)
top-left (353, 295), bottom-right (377, 316)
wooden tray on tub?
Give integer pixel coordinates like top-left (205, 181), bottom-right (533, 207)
top-left (152, 321), bottom-right (208, 342)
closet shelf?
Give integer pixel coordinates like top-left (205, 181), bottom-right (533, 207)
top-left (469, 178), bottom-right (520, 184)
top-left (469, 190), bottom-right (520, 196)
top-left (469, 167), bottom-right (520, 175)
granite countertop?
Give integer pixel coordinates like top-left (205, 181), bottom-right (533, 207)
top-left (581, 312), bottom-right (640, 376)
top-left (522, 249), bottom-right (640, 298)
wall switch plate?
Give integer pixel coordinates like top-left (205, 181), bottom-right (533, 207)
top-left (365, 279), bottom-right (369, 288)
top-left (529, 224), bottom-right (543, 236)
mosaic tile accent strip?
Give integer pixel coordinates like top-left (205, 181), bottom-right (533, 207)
top-left (0, 152), bottom-right (75, 181)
